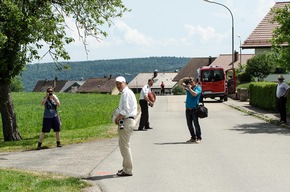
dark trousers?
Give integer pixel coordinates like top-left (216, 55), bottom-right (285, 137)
top-left (186, 109), bottom-right (201, 139)
top-left (277, 97), bottom-right (287, 122)
top-left (138, 99), bottom-right (150, 129)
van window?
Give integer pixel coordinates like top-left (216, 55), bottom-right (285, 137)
top-left (201, 69), bottom-right (224, 82)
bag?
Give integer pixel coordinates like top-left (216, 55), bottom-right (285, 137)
top-left (195, 104), bottom-right (208, 118)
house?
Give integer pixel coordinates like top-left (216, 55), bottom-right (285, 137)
top-left (77, 77), bottom-right (119, 95)
top-left (128, 72), bottom-right (178, 95)
top-left (33, 80), bottom-right (84, 93)
top-left (209, 54), bottom-right (255, 70)
top-left (241, 2), bottom-right (289, 54)
top-left (173, 57), bottom-right (216, 82)
top-left (241, 1), bottom-right (290, 81)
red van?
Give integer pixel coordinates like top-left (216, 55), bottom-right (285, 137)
top-left (196, 66), bottom-right (236, 101)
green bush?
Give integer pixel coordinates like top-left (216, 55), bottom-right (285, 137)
top-left (237, 72), bottom-right (254, 83)
top-left (172, 85), bottom-right (185, 95)
top-left (249, 82), bottom-right (277, 111)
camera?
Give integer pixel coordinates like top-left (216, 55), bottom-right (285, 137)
top-left (49, 93), bottom-right (53, 96)
top-left (118, 119), bottom-right (124, 129)
top-left (184, 79), bottom-right (191, 85)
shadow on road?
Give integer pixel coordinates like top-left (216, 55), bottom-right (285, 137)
top-left (154, 142), bottom-right (198, 145)
top-left (231, 122), bottom-right (290, 135)
top-left (85, 174), bottom-right (117, 181)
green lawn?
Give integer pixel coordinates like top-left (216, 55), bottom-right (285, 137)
top-left (0, 92), bottom-right (121, 151)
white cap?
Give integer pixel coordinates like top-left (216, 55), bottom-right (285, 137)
top-left (116, 76), bottom-right (126, 83)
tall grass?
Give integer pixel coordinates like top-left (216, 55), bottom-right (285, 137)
top-left (0, 92), bottom-right (122, 151)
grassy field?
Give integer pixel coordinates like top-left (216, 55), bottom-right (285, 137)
top-left (0, 92), bottom-right (122, 151)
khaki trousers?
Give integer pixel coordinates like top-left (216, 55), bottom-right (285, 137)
top-left (118, 118), bottom-right (135, 174)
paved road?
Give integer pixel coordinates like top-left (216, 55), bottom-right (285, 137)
top-left (1, 95), bottom-right (290, 192)
top-left (89, 96), bottom-right (290, 192)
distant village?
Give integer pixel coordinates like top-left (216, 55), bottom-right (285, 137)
top-left (32, 2), bottom-right (287, 95)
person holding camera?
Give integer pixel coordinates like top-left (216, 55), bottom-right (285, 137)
top-left (115, 76), bottom-right (137, 176)
top-left (37, 87), bottom-right (61, 150)
top-left (137, 79), bottom-right (154, 131)
top-left (178, 77), bottom-right (202, 143)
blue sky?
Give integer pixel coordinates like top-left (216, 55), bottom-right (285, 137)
top-left (34, 0), bottom-right (282, 63)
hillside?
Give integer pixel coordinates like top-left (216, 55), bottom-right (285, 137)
top-left (21, 57), bottom-right (191, 91)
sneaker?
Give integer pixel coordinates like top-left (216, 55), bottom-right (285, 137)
top-left (196, 139), bottom-right (202, 143)
top-left (116, 171), bottom-right (133, 176)
top-left (186, 138), bottom-right (196, 143)
top-left (57, 141), bottom-right (62, 147)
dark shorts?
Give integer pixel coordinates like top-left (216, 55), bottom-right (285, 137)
top-left (42, 117), bottom-right (61, 133)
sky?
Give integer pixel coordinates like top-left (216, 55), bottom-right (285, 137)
top-left (33, 0), bottom-right (283, 64)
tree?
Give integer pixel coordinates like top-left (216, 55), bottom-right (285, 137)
top-left (271, 4), bottom-right (290, 70)
top-left (0, 1), bottom-right (129, 141)
top-left (11, 76), bottom-right (24, 92)
top-left (245, 52), bottom-right (275, 81)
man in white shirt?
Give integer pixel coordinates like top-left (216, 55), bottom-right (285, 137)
top-left (276, 75), bottom-right (290, 124)
top-left (138, 79), bottom-right (154, 131)
top-left (114, 76), bottom-right (137, 176)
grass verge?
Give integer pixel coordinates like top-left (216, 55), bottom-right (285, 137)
top-left (0, 168), bottom-right (91, 192)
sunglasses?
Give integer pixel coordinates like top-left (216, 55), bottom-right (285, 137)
top-left (47, 91), bottom-right (53, 93)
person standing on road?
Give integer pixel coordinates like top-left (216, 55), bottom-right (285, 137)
top-left (37, 87), bottom-right (61, 150)
top-left (138, 79), bottom-right (154, 131)
top-left (115, 76), bottom-right (137, 176)
top-left (161, 81), bottom-right (165, 95)
top-left (178, 77), bottom-right (202, 143)
top-left (276, 75), bottom-right (290, 124)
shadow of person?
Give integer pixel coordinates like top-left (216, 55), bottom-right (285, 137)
top-left (85, 174), bottom-right (118, 181)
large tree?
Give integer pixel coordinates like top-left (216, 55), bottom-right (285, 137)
top-left (271, 3), bottom-right (290, 70)
top-left (0, 0), bottom-right (129, 141)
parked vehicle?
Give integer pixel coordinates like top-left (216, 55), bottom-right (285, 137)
top-left (196, 66), bottom-right (236, 101)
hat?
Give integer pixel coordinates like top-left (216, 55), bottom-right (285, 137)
top-left (116, 76), bottom-right (126, 83)
top-left (278, 75), bottom-right (284, 80)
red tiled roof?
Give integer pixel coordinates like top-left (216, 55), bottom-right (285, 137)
top-left (241, 2), bottom-right (289, 49)
top-left (210, 54), bottom-right (255, 69)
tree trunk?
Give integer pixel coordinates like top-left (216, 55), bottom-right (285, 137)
top-left (0, 81), bottom-right (22, 141)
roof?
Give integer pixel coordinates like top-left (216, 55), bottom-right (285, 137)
top-left (77, 77), bottom-right (116, 93)
top-left (128, 72), bottom-right (178, 89)
top-left (209, 54), bottom-right (255, 69)
top-left (59, 81), bottom-right (85, 92)
top-left (33, 80), bottom-right (69, 92)
top-left (173, 57), bottom-right (216, 82)
top-left (241, 2), bottom-right (289, 49)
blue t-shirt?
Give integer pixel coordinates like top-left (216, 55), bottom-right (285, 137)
top-left (185, 85), bottom-right (202, 109)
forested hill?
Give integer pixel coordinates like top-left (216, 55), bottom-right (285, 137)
top-left (22, 57), bottom-right (191, 92)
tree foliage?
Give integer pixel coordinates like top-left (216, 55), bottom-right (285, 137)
top-left (271, 4), bottom-right (290, 70)
top-left (0, 0), bottom-right (129, 141)
top-left (245, 52), bottom-right (275, 81)
top-left (11, 76), bottom-right (23, 92)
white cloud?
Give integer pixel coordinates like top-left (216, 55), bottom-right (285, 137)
top-left (184, 24), bottom-right (226, 44)
top-left (113, 20), bottom-right (156, 46)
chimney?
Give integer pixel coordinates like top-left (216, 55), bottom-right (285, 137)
top-left (208, 56), bottom-right (212, 66)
